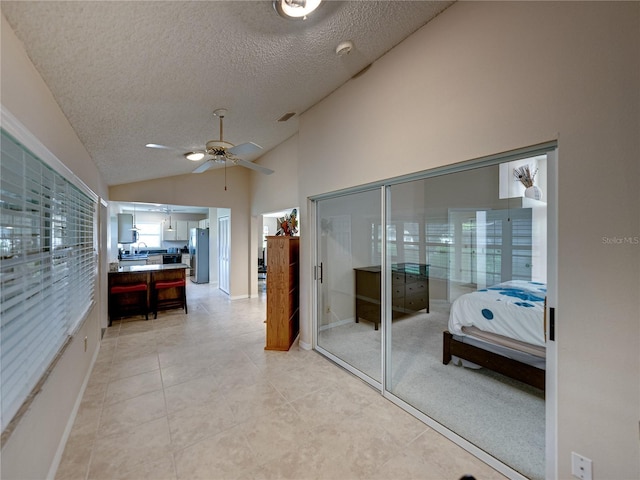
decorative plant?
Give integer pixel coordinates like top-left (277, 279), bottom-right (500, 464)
top-left (513, 165), bottom-right (538, 188)
top-left (276, 208), bottom-right (298, 236)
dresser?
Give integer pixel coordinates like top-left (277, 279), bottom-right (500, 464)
top-left (354, 263), bottom-right (429, 330)
top-left (265, 236), bottom-right (300, 350)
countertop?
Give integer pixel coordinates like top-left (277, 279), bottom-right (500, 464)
top-left (110, 263), bottom-right (189, 274)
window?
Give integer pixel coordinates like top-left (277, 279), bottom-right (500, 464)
top-left (0, 129), bottom-right (97, 432)
top-left (136, 222), bottom-right (161, 248)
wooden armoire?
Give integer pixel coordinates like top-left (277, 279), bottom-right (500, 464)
top-left (265, 236), bottom-right (299, 351)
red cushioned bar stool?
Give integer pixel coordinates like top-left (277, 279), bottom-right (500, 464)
top-left (108, 283), bottom-right (148, 326)
top-left (152, 279), bottom-right (187, 319)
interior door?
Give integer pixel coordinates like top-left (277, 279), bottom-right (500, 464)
top-left (218, 216), bottom-right (230, 294)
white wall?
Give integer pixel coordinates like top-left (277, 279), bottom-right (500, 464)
top-left (258, 2), bottom-right (638, 478)
top-left (1, 13), bottom-right (107, 479)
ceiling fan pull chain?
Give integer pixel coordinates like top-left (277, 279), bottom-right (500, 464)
top-left (224, 161), bottom-right (227, 191)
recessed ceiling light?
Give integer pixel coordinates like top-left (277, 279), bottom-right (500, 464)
top-left (184, 152), bottom-right (205, 161)
top-left (273, 0), bottom-right (322, 20)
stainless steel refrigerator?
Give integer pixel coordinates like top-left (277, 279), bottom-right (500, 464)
top-left (189, 228), bottom-right (209, 284)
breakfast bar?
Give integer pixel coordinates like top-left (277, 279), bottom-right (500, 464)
top-left (108, 263), bottom-right (188, 325)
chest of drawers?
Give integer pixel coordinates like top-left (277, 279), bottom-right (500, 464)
top-left (354, 263), bottom-right (429, 330)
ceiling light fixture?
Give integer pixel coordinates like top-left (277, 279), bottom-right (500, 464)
top-left (184, 152), bottom-right (205, 161)
top-left (273, 0), bottom-right (321, 20)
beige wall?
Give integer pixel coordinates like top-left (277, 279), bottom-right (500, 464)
top-left (280, 2), bottom-right (638, 478)
top-left (250, 133), bottom-right (299, 217)
top-left (1, 14), bottom-right (106, 479)
top-left (2, 1), bottom-right (639, 478)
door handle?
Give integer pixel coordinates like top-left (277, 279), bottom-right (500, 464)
top-left (318, 262), bottom-right (323, 284)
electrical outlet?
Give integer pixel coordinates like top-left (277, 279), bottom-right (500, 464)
top-left (571, 452), bottom-right (592, 480)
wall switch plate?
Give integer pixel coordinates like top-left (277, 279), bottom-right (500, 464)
top-left (571, 452), bottom-right (593, 480)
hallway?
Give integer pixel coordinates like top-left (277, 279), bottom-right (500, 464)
top-left (55, 282), bottom-right (504, 479)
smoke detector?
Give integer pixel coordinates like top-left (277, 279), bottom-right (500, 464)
top-left (335, 40), bottom-right (354, 56)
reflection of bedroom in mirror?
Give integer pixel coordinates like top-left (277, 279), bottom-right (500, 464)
top-left (315, 152), bottom-right (550, 480)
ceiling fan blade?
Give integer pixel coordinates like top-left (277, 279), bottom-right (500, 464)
top-left (146, 143), bottom-right (191, 153)
top-left (228, 142), bottom-right (262, 157)
top-left (192, 160), bottom-right (215, 174)
top-left (234, 158), bottom-right (274, 175)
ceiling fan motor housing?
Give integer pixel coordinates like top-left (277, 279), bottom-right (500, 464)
top-left (206, 140), bottom-right (234, 161)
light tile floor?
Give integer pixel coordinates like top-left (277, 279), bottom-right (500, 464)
top-left (55, 282), bottom-right (505, 480)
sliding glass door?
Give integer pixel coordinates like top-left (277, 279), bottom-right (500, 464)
top-left (385, 163), bottom-right (546, 479)
top-left (313, 149), bottom-right (553, 480)
top-left (315, 189), bottom-right (382, 384)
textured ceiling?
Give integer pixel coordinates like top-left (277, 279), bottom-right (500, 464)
top-left (2, 1), bottom-right (452, 186)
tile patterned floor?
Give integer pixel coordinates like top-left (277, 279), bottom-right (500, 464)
top-left (55, 282), bottom-right (505, 480)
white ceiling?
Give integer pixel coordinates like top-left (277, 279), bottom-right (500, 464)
top-left (1, 1), bottom-right (452, 186)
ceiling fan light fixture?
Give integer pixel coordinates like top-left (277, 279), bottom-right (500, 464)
top-left (274, 0), bottom-right (321, 19)
top-left (184, 151), bottom-right (205, 161)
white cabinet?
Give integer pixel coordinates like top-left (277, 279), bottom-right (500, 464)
top-left (119, 259), bottom-right (146, 267)
top-left (117, 214), bottom-right (135, 244)
top-left (163, 220), bottom-right (177, 240)
top-left (165, 220), bottom-right (202, 241)
top-left (147, 255), bottom-right (163, 265)
top-left (198, 218), bottom-right (210, 229)
top-left (174, 221), bottom-right (199, 241)
top-left (182, 254), bottom-right (191, 276)
top-left (176, 221), bottom-right (189, 241)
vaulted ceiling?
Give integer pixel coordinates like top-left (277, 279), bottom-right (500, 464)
top-left (2, 1), bottom-right (452, 186)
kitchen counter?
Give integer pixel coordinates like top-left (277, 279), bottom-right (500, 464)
top-left (108, 264), bottom-right (189, 324)
top-left (111, 263), bottom-right (189, 274)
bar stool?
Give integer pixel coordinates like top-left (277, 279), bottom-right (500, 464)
top-left (109, 283), bottom-right (148, 326)
top-left (152, 279), bottom-right (187, 319)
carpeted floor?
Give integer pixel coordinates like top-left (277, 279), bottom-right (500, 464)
top-left (318, 301), bottom-right (545, 480)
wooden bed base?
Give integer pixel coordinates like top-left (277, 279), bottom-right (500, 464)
top-left (443, 331), bottom-right (545, 391)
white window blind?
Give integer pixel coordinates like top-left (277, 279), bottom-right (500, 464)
top-left (0, 129), bottom-right (97, 432)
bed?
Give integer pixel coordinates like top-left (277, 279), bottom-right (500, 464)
top-left (443, 280), bottom-right (547, 391)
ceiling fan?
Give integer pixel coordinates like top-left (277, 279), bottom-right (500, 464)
top-left (146, 108), bottom-right (274, 176)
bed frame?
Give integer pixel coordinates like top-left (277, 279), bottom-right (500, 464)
top-left (442, 331), bottom-right (545, 391)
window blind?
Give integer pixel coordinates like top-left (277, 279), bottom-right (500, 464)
top-left (0, 129), bottom-right (97, 432)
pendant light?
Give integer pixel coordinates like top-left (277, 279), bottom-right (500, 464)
top-left (131, 203), bottom-right (140, 231)
top-left (167, 215), bottom-right (174, 231)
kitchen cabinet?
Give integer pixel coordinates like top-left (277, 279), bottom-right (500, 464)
top-left (198, 218), bottom-right (210, 229)
top-left (163, 222), bottom-right (176, 241)
top-left (119, 258), bottom-right (147, 267)
top-left (174, 221), bottom-right (199, 241)
top-left (176, 221), bottom-right (189, 241)
top-left (182, 254), bottom-right (191, 276)
top-left (117, 214), bottom-right (136, 244)
top-left (146, 255), bottom-right (163, 265)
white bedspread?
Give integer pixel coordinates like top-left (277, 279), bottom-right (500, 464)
top-left (448, 280), bottom-right (547, 348)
